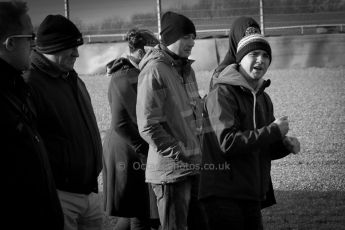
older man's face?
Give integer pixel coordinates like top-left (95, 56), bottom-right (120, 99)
top-left (54, 46), bottom-right (79, 72)
top-left (167, 33), bottom-right (195, 58)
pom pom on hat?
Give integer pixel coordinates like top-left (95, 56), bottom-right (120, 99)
top-left (36, 15), bottom-right (83, 54)
top-left (236, 27), bottom-right (271, 63)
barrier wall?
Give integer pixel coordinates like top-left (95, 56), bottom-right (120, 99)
top-left (75, 34), bottom-right (345, 75)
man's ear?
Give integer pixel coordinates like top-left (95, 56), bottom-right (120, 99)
top-left (138, 49), bottom-right (145, 59)
top-left (3, 38), bottom-right (16, 51)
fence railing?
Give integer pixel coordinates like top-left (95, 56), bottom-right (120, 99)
top-left (82, 23), bottom-right (345, 43)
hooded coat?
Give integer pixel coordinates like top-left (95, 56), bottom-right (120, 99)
top-left (102, 57), bottom-right (157, 218)
top-left (136, 45), bottom-right (203, 184)
top-left (199, 64), bottom-right (290, 208)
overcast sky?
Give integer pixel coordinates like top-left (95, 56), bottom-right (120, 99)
top-left (27, 0), bottom-right (199, 26)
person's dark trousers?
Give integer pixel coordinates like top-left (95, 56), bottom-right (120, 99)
top-left (151, 175), bottom-right (207, 230)
top-left (114, 217), bottom-right (151, 230)
top-left (201, 197), bottom-right (264, 230)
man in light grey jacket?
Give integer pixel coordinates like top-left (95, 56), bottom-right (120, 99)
top-left (136, 11), bottom-right (206, 230)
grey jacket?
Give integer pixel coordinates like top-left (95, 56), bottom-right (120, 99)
top-left (136, 45), bottom-right (203, 184)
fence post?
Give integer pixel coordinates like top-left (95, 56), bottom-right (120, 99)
top-left (156, 0), bottom-right (162, 40)
top-left (64, 0), bottom-right (70, 19)
top-left (259, 0), bottom-right (265, 36)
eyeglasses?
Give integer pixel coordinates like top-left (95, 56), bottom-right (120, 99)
top-left (2, 33), bottom-right (36, 45)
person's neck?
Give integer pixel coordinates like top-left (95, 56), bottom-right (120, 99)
top-left (161, 44), bottom-right (186, 61)
top-left (239, 67), bottom-right (259, 91)
top-left (42, 53), bottom-right (69, 73)
top-left (245, 77), bottom-right (259, 90)
top-left (0, 55), bottom-right (22, 72)
top-left (127, 55), bottom-right (140, 69)
top-left (127, 55), bottom-right (141, 65)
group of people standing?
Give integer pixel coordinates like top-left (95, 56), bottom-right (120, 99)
top-left (2, 1), bottom-right (102, 230)
top-left (103, 11), bottom-right (300, 230)
top-left (1, 1), bottom-right (300, 230)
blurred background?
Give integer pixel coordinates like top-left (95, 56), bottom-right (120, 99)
top-left (29, 0), bottom-right (345, 43)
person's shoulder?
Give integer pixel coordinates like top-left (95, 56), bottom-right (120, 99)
top-left (140, 48), bottom-right (172, 71)
top-left (23, 67), bottom-right (45, 87)
top-left (207, 83), bottom-right (240, 103)
top-left (109, 69), bottom-right (138, 91)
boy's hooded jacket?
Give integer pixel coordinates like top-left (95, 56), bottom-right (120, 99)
top-left (199, 64), bottom-right (290, 208)
top-left (136, 45), bottom-right (203, 184)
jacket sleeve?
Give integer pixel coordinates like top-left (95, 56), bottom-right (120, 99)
top-left (269, 140), bottom-right (290, 160)
top-left (109, 75), bottom-right (148, 155)
top-left (136, 66), bottom-right (181, 160)
top-left (263, 93), bottom-right (291, 160)
top-left (206, 85), bottom-right (283, 157)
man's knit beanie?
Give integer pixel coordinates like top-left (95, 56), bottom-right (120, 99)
top-left (160, 11), bottom-right (196, 46)
top-left (236, 28), bottom-right (272, 63)
top-left (36, 14), bottom-right (83, 54)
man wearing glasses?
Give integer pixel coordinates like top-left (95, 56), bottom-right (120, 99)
top-left (0, 1), bottom-right (63, 230)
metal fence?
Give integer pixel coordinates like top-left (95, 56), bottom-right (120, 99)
top-left (76, 0), bottom-right (345, 43)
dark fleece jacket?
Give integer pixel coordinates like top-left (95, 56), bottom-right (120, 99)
top-left (25, 50), bottom-right (102, 194)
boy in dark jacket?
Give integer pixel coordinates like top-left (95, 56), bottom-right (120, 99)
top-left (25, 15), bottom-right (103, 230)
top-left (1, 2), bottom-right (63, 229)
top-left (199, 28), bottom-right (300, 229)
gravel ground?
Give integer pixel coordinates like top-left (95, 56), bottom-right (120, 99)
top-left (82, 67), bottom-right (345, 229)
top-left (193, 67), bottom-right (345, 192)
top-left (265, 68), bottom-right (345, 191)
top-left (84, 67), bottom-right (345, 192)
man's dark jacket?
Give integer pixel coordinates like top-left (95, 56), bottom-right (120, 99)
top-left (25, 50), bottom-right (102, 194)
top-left (0, 58), bottom-right (64, 230)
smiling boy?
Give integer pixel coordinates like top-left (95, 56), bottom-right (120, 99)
top-left (199, 30), bottom-right (300, 229)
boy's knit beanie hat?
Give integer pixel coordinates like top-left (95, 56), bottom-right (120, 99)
top-left (160, 11), bottom-right (196, 46)
top-left (236, 27), bottom-right (272, 63)
top-left (36, 14), bottom-right (83, 54)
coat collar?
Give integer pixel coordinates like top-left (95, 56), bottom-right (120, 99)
top-left (30, 50), bottom-right (74, 79)
top-left (0, 58), bottom-right (26, 92)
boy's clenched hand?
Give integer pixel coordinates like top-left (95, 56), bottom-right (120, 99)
top-left (283, 136), bottom-right (301, 154)
top-left (273, 116), bottom-right (289, 137)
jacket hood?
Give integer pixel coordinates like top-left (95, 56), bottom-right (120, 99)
top-left (138, 44), bottom-right (194, 71)
top-left (106, 57), bottom-right (134, 76)
top-left (212, 63), bottom-right (270, 93)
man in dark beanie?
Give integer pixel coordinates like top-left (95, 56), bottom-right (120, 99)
top-left (136, 11), bottom-right (206, 230)
top-left (25, 14), bottom-right (103, 230)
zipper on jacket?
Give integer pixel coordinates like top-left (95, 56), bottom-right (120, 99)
top-left (251, 91), bottom-right (257, 129)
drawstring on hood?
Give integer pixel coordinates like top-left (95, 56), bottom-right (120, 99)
top-left (211, 63), bottom-right (271, 129)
